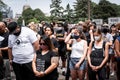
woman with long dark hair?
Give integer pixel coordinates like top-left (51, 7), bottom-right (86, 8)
top-left (32, 35), bottom-right (59, 80)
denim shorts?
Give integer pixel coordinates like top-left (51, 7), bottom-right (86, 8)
top-left (69, 58), bottom-right (86, 70)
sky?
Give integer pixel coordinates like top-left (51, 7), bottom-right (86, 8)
top-left (2, 0), bottom-right (120, 18)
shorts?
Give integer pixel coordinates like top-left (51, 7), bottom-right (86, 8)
top-left (69, 58), bottom-right (86, 70)
top-left (58, 50), bottom-right (66, 61)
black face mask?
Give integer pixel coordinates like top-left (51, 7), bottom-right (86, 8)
top-left (73, 35), bottom-right (80, 39)
top-left (102, 28), bottom-right (108, 33)
top-left (13, 27), bottom-right (21, 36)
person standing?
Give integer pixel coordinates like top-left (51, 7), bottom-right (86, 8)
top-left (0, 21), bottom-right (10, 79)
top-left (65, 27), bottom-right (87, 80)
top-left (87, 29), bottom-right (109, 80)
top-left (7, 22), bottom-right (39, 80)
top-left (32, 35), bottom-right (59, 80)
top-left (44, 26), bottom-right (59, 53)
top-left (101, 24), bottom-right (113, 79)
top-left (114, 26), bottom-right (120, 80)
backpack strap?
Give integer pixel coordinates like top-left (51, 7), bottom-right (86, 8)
top-left (102, 41), bottom-right (106, 50)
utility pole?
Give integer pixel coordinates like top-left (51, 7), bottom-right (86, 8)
top-left (88, 0), bottom-right (90, 20)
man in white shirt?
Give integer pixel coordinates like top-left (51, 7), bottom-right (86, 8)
top-left (7, 22), bottom-right (39, 80)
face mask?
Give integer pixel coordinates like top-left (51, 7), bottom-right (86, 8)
top-left (13, 31), bottom-right (21, 36)
top-left (73, 35), bottom-right (80, 40)
top-left (94, 36), bottom-right (101, 41)
top-left (40, 45), bottom-right (48, 50)
top-left (102, 28), bottom-right (108, 33)
top-left (13, 27), bottom-right (21, 36)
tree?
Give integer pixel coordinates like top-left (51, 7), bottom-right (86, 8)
top-left (22, 8), bottom-right (34, 25)
top-left (74, 0), bottom-right (88, 22)
top-left (50, 0), bottom-right (64, 20)
top-left (110, 3), bottom-right (120, 17)
top-left (0, 0), bottom-right (7, 20)
top-left (17, 17), bottom-right (23, 26)
top-left (63, 4), bottom-right (74, 23)
top-left (33, 8), bottom-right (47, 22)
top-left (92, 0), bottom-right (117, 22)
top-left (0, 0), bottom-right (7, 11)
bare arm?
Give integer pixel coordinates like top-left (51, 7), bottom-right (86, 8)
top-left (67, 44), bottom-right (72, 51)
top-left (87, 41), bottom-right (93, 67)
top-left (32, 54), bottom-right (40, 76)
top-left (32, 40), bottom-right (39, 51)
top-left (44, 56), bottom-right (59, 75)
top-left (64, 33), bottom-right (73, 44)
top-left (0, 47), bottom-right (8, 51)
top-left (114, 39), bottom-right (120, 57)
top-left (8, 48), bottom-right (12, 61)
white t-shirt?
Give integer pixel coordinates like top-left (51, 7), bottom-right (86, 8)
top-left (102, 33), bottom-right (113, 42)
top-left (71, 39), bottom-right (85, 58)
top-left (8, 27), bottom-right (38, 64)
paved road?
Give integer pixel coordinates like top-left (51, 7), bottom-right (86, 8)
top-left (8, 60), bottom-right (117, 80)
top-left (9, 66), bottom-right (117, 80)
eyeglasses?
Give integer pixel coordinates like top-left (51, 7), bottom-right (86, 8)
top-left (40, 43), bottom-right (46, 45)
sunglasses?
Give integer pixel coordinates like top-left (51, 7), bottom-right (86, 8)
top-left (40, 43), bottom-right (46, 45)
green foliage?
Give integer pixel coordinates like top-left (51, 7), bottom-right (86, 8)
top-left (0, 0), bottom-right (7, 20)
top-left (17, 17), bottom-right (23, 25)
top-left (22, 8), bottom-right (34, 24)
top-left (63, 4), bottom-right (74, 23)
top-left (73, 0), bottom-right (88, 22)
top-left (50, 0), bottom-right (64, 19)
top-left (92, 0), bottom-right (117, 22)
top-left (33, 8), bottom-right (46, 22)
top-left (21, 8), bottom-right (47, 25)
top-left (28, 18), bottom-right (39, 23)
top-left (0, 0), bottom-right (7, 11)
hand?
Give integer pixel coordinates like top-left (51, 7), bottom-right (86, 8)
top-left (95, 66), bottom-right (101, 71)
top-left (39, 71), bottom-right (45, 77)
top-left (71, 29), bottom-right (75, 34)
top-left (75, 62), bottom-right (80, 69)
top-left (34, 71), bottom-right (40, 77)
top-left (90, 65), bottom-right (96, 71)
top-left (9, 60), bottom-right (13, 65)
top-left (89, 30), bottom-right (93, 35)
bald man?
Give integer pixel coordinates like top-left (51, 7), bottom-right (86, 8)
top-left (0, 22), bottom-right (10, 80)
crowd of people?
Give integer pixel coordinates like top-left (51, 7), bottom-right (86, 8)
top-left (0, 20), bottom-right (120, 80)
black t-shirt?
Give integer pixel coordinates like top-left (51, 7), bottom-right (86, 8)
top-left (36, 50), bottom-right (58, 80)
top-left (0, 32), bottom-right (9, 59)
top-left (56, 28), bottom-right (66, 52)
top-left (51, 38), bottom-right (59, 49)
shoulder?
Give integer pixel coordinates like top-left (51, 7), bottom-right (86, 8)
top-left (48, 51), bottom-right (58, 57)
top-left (105, 41), bottom-right (109, 47)
top-left (82, 39), bottom-right (87, 44)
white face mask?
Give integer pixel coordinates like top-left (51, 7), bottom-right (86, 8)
top-left (94, 36), bottom-right (101, 41)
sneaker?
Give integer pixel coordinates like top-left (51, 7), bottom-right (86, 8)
top-left (62, 68), bottom-right (66, 76)
top-left (110, 72), bottom-right (115, 76)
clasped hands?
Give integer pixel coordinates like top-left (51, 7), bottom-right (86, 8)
top-left (34, 71), bottom-right (45, 77)
top-left (90, 65), bottom-right (102, 72)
